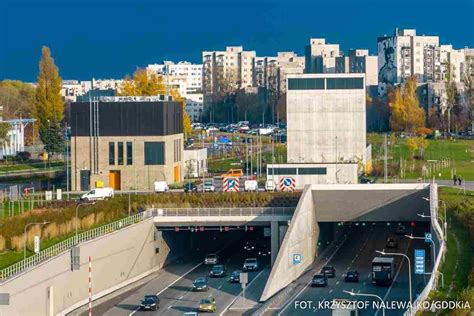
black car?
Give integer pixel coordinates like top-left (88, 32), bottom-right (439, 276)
top-left (228, 270), bottom-right (241, 283)
top-left (192, 277), bottom-right (209, 291)
top-left (311, 274), bottom-right (328, 287)
top-left (210, 264), bottom-right (226, 278)
top-left (386, 237), bottom-right (398, 248)
top-left (343, 270), bottom-right (360, 282)
top-left (243, 240), bottom-right (256, 251)
top-left (321, 266), bottom-right (336, 278)
top-left (140, 295), bottom-right (159, 311)
top-left (184, 182), bottom-right (198, 193)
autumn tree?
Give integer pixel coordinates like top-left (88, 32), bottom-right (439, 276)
top-left (406, 137), bottom-right (429, 159)
top-left (388, 75), bottom-right (425, 132)
top-left (0, 80), bottom-right (36, 119)
top-left (35, 46), bottom-right (64, 155)
top-left (0, 122), bottom-right (10, 147)
top-left (119, 68), bottom-right (192, 135)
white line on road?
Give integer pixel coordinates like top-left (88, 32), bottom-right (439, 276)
top-left (128, 261), bottom-right (203, 316)
top-left (219, 267), bottom-right (268, 316)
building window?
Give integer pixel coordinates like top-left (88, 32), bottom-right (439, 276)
top-left (326, 78), bottom-right (364, 89)
top-left (118, 142), bottom-right (124, 165)
top-left (109, 142), bottom-right (115, 165)
top-left (288, 78), bottom-right (325, 90)
top-left (127, 142), bottom-right (133, 165)
top-left (145, 142), bottom-right (165, 165)
top-left (297, 167), bottom-right (327, 175)
top-left (267, 167), bottom-right (297, 175)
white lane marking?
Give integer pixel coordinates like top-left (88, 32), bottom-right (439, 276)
top-left (219, 267), bottom-right (268, 316)
top-left (168, 305), bottom-right (173, 310)
top-left (218, 285), bottom-right (223, 290)
top-left (178, 295), bottom-right (184, 299)
top-left (336, 281), bottom-right (340, 285)
top-left (128, 261), bottom-right (203, 316)
top-left (329, 290), bottom-right (333, 294)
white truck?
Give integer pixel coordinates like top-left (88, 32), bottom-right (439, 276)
top-left (244, 180), bottom-right (258, 192)
top-left (154, 181), bottom-right (169, 193)
top-left (80, 188), bottom-right (114, 201)
top-left (265, 179), bottom-right (276, 192)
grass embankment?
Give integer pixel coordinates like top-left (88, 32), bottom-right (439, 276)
top-left (368, 134), bottom-right (474, 181)
top-left (0, 192), bottom-right (301, 268)
top-left (424, 187), bottom-right (474, 315)
top-left (0, 160), bottom-right (65, 174)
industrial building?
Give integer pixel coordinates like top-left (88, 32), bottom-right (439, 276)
top-left (267, 73), bottom-right (370, 189)
top-left (70, 96), bottom-right (184, 191)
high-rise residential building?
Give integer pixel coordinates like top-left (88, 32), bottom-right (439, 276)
top-left (202, 46), bottom-right (256, 97)
top-left (276, 52), bottom-right (305, 94)
top-left (146, 61), bottom-right (203, 95)
top-left (305, 38), bottom-right (341, 73)
top-left (335, 49), bottom-right (378, 88)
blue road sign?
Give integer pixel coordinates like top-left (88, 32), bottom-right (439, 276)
top-left (415, 249), bottom-right (425, 275)
top-left (424, 232), bottom-right (432, 243)
top-left (293, 254), bottom-right (302, 265)
top-left (284, 178), bottom-right (291, 186)
top-left (228, 178), bottom-right (235, 188)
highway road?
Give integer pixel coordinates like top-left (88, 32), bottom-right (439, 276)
top-left (273, 223), bottom-right (432, 316)
top-left (85, 235), bottom-right (271, 316)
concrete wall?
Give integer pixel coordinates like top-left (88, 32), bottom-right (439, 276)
top-left (260, 185), bottom-right (319, 301)
top-left (71, 134), bottom-right (183, 191)
top-left (0, 218), bottom-right (172, 316)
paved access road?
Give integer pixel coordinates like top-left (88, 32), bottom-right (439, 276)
top-left (271, 223), bottom-right (432, 316)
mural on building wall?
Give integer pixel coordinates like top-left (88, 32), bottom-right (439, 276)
top-left (378, 37), bottom-right (397, 96)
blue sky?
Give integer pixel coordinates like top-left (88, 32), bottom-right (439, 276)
top-left (1, 0), bottom-right (473, 82)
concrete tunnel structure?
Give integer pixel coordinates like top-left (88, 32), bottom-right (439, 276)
top-left (259, 183), bottom-right (431, 301)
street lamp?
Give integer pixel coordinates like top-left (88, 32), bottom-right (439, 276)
top-left (405, 234), bottom-right (436, 271)
top-left (376, 250), bottom-right (412, 303)
top-left (343, 290), bottom-right (385, 316)
top-left (76, 202), bottom-right (96, 243)
top-left (24, 221), bottom-right (49, 260)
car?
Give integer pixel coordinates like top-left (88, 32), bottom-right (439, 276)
top-left (343, 270), bottom-right (360, 282)
top-left (205, 254), bottom-right (219, 265)
top-left (311, 274), bottom-right (328, 287)
top-left (265, 179), bottom-right (276, 192)
top-left (228, 270), bottom-right (241, 283)
top-left (243, 258), bottom-right (259, 271)
top-left (386, 237), bottom-right (398, 248)
top-left (154, 181), bottom-right (169, 193)
top-left (184, 182), bottom-right (198, 193)
top-left (140, 294), bottom-right (159, 311)
top-left (203, 179), bottom-right (215, 192)
top-left (244, 180), bottom-right (258, 192)
top-left (255, 241), bottom-right (271, 257)
top-left (80, 188), bottom-right (114, 201)
top-left (321, 266), bottom-right (336, 278)
top-left (243, 240), bottom-right (256, 251)
top-left (395, 225), bottom-right (406, 235)
top-left (192, 277), bottom-right (209, 292)
top-left (209, 264), bottom-right (226, 278)
top-left (183, 312), bottom-right (199, 316)
top-left (199, 296), bottom-right (216, 313)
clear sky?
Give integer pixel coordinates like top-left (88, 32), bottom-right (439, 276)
top-left (1, 0), bottom-right (473, 82)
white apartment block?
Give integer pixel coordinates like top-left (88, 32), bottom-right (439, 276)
top-left (202, 46), bottom-right (256, 96)
top-left (185, 93), bottom-right (204, 122)
top-left (61, 79), bottom-right (123, 101)
top-left (146, 61), bottom-right (203, 95)
top-left (305, 38), bottom-right (341, 73)
top-left (335, 49), bottom-right (378, 87)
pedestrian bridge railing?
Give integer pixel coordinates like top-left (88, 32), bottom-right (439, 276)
top-left (149, 207), bottom-right (295, 217)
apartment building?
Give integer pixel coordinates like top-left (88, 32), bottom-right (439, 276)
top-left (335, 49), bottom-right (378, 87)
top-left (146, 61), bottom-right (203, 95)
top-left (305, 38), bottom-right (341, 73)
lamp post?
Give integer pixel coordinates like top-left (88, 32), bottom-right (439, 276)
top-left (376, 250), bottom-right (412, 303)
top-left (24, 221), bottom-right (49, 260)
top-left (405, 234), bottom-right (436, 270)
top-left (76, 202), bottom-right (95, 243)
top-left (343, 290), bottom-right (385, 316)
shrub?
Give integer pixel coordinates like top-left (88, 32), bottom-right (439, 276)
top-left (15, 151), bottom-right (31, 161)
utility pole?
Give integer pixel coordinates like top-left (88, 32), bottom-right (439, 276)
top-left (384, 133), bottom-right (388, 183)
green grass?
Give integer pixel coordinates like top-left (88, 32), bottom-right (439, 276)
top-left (368, 133), bottom-right (474, 180)
top-left (0, 160), bottom-right (65, 174)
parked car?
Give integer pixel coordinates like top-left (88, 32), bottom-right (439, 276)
top-left (203, 179), bottom-right (215, 192)
top-left (154, 181), bottom-right (169, 193)
top-left (140, 294), bottom-right (159, 311)
top-left (343, 270), bottom-right (360, 282)
top-left (80, 188), bottom-right (114, 201)
top-left (244, 180), bottom-right (258, 192)
top-left (228, 270), bottom-right (241, 283)
top-left (205, 254), bottom-right (219, 265)
top-left (209, 264), bottom-right (226, 278)
top-left (243, 258), bottom-right (259, 271)
top-left (184, 182), bottom-right (198, 193)
top-left (321, 266), bottom-right (336, 278)
top-left (311, 274), bottom-right (328, 287)
top-left (192, 277), bottom-right (209, 291)
top-left (386, 237), bottom-right (398, 248)
top-left (265, 179), bottom-right (276, 192)
top-left (199, 296), bottom-right (216, 313)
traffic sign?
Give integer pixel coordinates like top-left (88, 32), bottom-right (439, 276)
top-left (424, 232), bottom-right (432, 243)
top-left (279, 176), bottom-right (296, 192)
top-left (223, 177), bottom-right (240, 192)
top-left (293, 254), bottom-right (302, 265)
top-left (240, 272), bottom-right (248, 289)
top-left (415, 249), bottom-right (425, 275)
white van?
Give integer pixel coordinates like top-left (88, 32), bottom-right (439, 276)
top-left (265, 179), bottom-right (276, 192)
top-left (80, 188), bottom-right (114, 201)
top-left (244, 180), bottom-right (258, 192)
top-left (154, 181), bottom-right (169, 193)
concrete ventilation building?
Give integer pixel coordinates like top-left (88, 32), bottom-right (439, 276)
top-left (70, 96), bottom-right (184, 191)
top-left (267, 73), bottom-right (369, 188)
top-left (202, 46), bottom-right (256, 97)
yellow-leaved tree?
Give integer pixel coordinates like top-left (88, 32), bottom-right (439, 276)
top-left (119, 69), bottom-right (192, 135)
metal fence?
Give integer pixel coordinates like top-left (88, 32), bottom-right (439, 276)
top-left (150, 207), bottom-right (295, 217)
top-left (0, 212), bottom-right (150, 282)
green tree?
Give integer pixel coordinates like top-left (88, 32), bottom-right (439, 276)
top-left (42, 121), bottom-right (64, 155)
top-left (35, 46), bottom-right (64, 155)
top-left (0, 122), bottom-right (10, 147)
top-left (0, 80), bottom-right (36, 119)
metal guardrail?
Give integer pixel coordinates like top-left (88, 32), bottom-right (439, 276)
top-left (150, 207), bottom-right (295, 217)
top-left (0, 212), bottom-right (150, 282)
